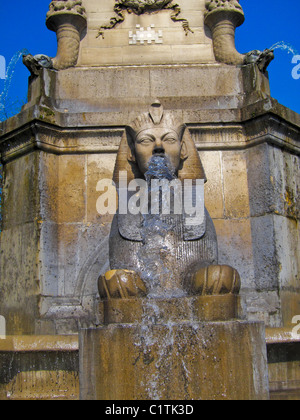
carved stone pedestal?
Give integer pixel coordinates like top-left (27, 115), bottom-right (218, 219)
top-left (79, 296), bottom-right (269, 400)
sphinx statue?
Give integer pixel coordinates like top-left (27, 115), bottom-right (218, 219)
top-left (99, 101), bottom-right (241, 300)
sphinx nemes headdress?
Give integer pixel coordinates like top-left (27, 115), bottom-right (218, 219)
top-left (113, 101), bottom-right (207, 185)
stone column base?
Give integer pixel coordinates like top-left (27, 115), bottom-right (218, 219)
top-left (99, 294), bottom-right (241, 324)
top-left (80, 297), bottom-right (269, 400)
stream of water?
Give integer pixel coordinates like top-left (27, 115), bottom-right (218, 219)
top-left (268, 41), bottom-right (298, 56)
top-left (134, 155), bottom-right (192, 399)
top-left (0, 48), bottom-right (29, 122)
top-left (137, 154), bottom-right (185, 299)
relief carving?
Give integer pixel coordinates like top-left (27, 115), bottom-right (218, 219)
top-left (23, 0), bottom-right (87, 73)
top-left (205, 0), bottom-right (243, 13)
top-left (97, 0), bottom-right (193, 39)
top-left (46, 0), bottom-right (87, 18)
top-left (99, 101), bottom-right (241, 300)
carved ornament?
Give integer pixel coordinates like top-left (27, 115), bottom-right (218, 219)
top-left (47, 0), bottom-right (87, 19)
top-left (97, 0), bottom-right (193, 39)
top-left (205, 0), bottom-right (244, 14)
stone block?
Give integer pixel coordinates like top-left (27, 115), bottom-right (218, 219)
top-left (214, 218), bottom-right (255, 290)
top-left (280, 291), bottom-right (300, 329)
top-left (267, 340), bottom-right (300, 400)
top-left (250, 214), bottom-right (280, 291)
top-left (87, 154), bottom-right (116, 224)
top-left (40, 153), bottom-right (86, 224)
top-left (47, 66), bottom-right (243, 112)
top-left (149, 66), bottom-right (242, 99)
top-left (80, 319), bottom-right (269, 400)
top-left (222, 150), bottom-right (250, 219)
top-left (99, 295), bottom-right (242, 325)
top-left (246, 144), bottom-right (273, 217)
top-left (2, 152), bottom-right (40, 228)
top-left (170, 43), bottom-right (215, 63)
top-left (57, 155), bottom-right (86, 223)
top-left (122, 45), bottom-right (174, 66)
top-left (0, 222), bottom-right (40, 335)
top-left (274, 215), bottom-right (300, 290)
top-left (200, 150), bottom-right (224, 219)
top-left (0, 335), bottom-right (79, 400)
top-left (39, 221), bottom-right (110, 323)
top-left (39, 152), bottom-right (59, 223)
top-left (269, 147), bottom-right (300, 220)
top-left (246, 143), bottom-right (300, 220)
top-left (273, 215), bottom-right (300, 327)
top-left (78, 3), bottom-right (215, 66)
top-left (246, 290), bottom-right (281, 327)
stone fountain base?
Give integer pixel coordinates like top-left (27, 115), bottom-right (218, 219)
top-left (79, 295), bottom-right (270, 400)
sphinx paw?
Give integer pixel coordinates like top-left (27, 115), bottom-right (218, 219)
top-left (189, 265), bottom-right (241, 296)
top-left (98, 269), bottom-right (147, 300)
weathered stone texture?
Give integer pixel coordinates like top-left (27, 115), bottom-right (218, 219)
top-left (0, 222), bottom-right (41, 335)
top-left (80, 320), bottom-right (269, 400)
top-left (0, 147), bottom-right (116, 334)
top-left (37, 152), bottom-right (115, 333)
top-left (79, 0), bottom-right (214, 66)
top-left (245, 142), bottom-right (300, 326)
top-left (28, 66), bottom-right (245, 116)
top-left (0, 10), bottom-right (299, 334)
top-left (0, 94), bottom-right (299, 332)
top-left (0, 152), bottom-right (41, 335)
top-left (0, 0), bottom-right (298, 402)
top-left (0, 335), bottom-right (79, 400)
top-left (1, 153), bottom-right (40, 228)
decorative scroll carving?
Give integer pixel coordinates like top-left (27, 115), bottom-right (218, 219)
top-left (97, 0), bottom-right (193, 39)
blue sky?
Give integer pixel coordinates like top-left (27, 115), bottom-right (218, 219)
top-left (0, 0), bottom-right (299, 117)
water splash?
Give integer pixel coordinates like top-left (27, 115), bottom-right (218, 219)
top-left (144, 154), bottom-right (176, 181)
top-left (132, 155), bottom-right (201, 398)
top-left (268, 41), bottom-right (298, 56)
top-left (137, 155), bottom-right (186, 299)
top-left (134, 299), bottom-right (200, 400)
top-left (0, 48), bottom-right (29, 121)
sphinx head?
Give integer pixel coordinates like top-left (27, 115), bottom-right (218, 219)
top-left (126, 101), bottom-right (187, 176)
top-left (113, 101), bottom-right (206, 185)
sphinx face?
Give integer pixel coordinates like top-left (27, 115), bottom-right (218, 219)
top-left (133, 127), bottom-right (182, 175)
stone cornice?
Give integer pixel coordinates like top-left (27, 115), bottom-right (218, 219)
top-left (190, 115), bottom-right (300, 153)
top-left (0, 120), bottom-right (123, 163)
top-left (0, 110), bottom-right (299, 163)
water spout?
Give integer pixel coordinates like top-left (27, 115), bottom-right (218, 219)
top-left (268, 41), bottom-right (298, 56)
